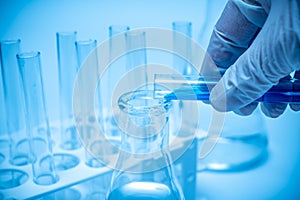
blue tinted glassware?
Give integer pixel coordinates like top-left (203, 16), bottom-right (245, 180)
top-left (0, 39), bottom-right (30, 166)
top-left (0, 59), bottom-right (6, 137)
top-left (101, 25), bottom-right (130, 140)
top-left (0, 44), bottom-right (8, 165)
top-left (57, 32), bottom-right (81, 150)
top-left (125, 30), bottom-right (148, 89)
top-left (106, 90), bottom-right (184, 200)
top-left (172, 21), bottom-right (193, 75)
top-left (154, 74), bottom-right (269, 171)
top-left (76, 39), bottom-right (103, 168)
top-left (17, 51), bottom-right (58, 185)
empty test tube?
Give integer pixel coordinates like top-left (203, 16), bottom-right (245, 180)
top-left (0, 40), bottom-right (29, 166)
top-left (0, 56), bottom-right (7, 138)
top-left (17, 51), bottom-right (58, 185)
top-left (172, 21), bottom-right (193, 75)
top-left (0, 46), bottom-right (8, 165)
top-left (57, 32), bottom-right (82, 150)
top-left (154, 74), bottom-right (300, 103)
top-left (101, 25), bottom-right (130, 139)
top-left (75, 39), bottom-right (103, 168)
top-left (125, 30), bottom-right (148, 89)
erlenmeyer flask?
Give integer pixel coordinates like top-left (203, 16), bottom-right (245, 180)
top-left (106, 90), bottom-right (184, 200)
top-left (198, 106), bottom-right (268, 171)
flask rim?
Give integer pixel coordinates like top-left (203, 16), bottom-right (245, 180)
top-left (118, 90), bottom-right (171, 115)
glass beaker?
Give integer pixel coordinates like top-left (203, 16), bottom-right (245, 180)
top-left (17, 51), bottom-right (58, 185)
top-left (106, 90), bottom-right (184, 200)
top-left (0, 39), bottom-right (30, 166)
top-left (57, 31), bottom-right (82, 150)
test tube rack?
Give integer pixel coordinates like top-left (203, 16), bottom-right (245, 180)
top-left (0, 123), bottom-right (198, 200)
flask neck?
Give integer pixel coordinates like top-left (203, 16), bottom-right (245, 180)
top-left (116, 90), bottom-right (171, 155)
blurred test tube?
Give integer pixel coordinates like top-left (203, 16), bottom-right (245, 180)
top-left (0, 59), bottom-right (7, 138)
top-left (0, 39), bottom-right (30, 166)
top-left (17, 51), bottom-right (58, 185)
top-left (125, 30), bottom-right (148, 90)
top-left (0, 53), bottom-right (8, 164)
top-left (172, 21), bottom-right (193, 75)
top-left (57, 32), bottom-right (82, 150)
top-left (101, 25), bottom-right (129, 140)
top-left (75, 39), bottom-right (103, 168)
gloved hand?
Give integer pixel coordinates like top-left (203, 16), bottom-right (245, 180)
top-left (206, 0), bottom-right (300, 117)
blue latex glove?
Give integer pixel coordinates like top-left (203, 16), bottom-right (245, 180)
top-left (207, 0), bottom-right (300, 117)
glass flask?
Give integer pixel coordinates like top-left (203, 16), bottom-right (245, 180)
top-left (0, 39), bottom-right (29, 166)
top-left (57, 31), bottom-right (82, 150)
top-left (106, 90), bottom-right (184, 200)
top-left (17, 51), bottom-right (58, 185)
top-left (198, 105), bottom-right (268, 171)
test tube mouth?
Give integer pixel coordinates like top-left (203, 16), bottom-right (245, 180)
top-left (118, 90), bottom-right (172, 115)
top-left (172, 21), bottom-right (192, 27)
top-left (17, 51), bottom-right (40, 59)
top-left (56, 31), bottom-right (77, 36)
top-left (125, 30), bottom-right (146, 37)
top-left (0, 39), bottom-right (21, 45)
top-left (109, 25), bottom-right (130, 33)
top-left (75, 39), bottom-right (97, 46)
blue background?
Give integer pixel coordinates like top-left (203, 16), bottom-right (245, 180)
top-left (1, 0), bottom-right (300, 199)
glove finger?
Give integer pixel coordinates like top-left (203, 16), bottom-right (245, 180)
top-left (234, 102), bottom-right (258, 116)
top-left (209, 59), bottom-right (273, 112)
top-left (260, 102), bottom-right (287, 118)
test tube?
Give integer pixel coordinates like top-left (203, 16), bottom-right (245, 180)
top-left (0, 40), bottom-right (30, 166)
top-left (172, 21), bottom-right (193, 75)
top-left (154, 74), bottom-right (300, 103)
top-left (57, 32), bottom-right (81, 150)
top-left (125, 30), bottom-right (148, 90)
top-left (75, 39), bottom-right (103, 168)
top-left (172, 22), bottom-right (194, 141)
top-left (101, 25), bottom-right (129, 139)
top-left (0, 61), bottom-right (6, 137)
top-left (0, 52), bottom-right (8, 164)
top-left (17, 51), bottom-right (58, 185)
